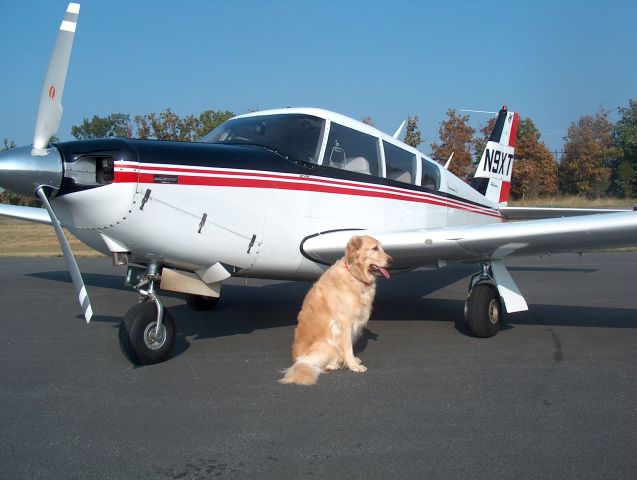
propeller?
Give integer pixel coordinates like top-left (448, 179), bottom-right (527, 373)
top-left (36, 187), bottom-right (93, 322)
top-left (11, 3), bottom-right (93, 322)
top-left (33, 2), bottom-right (80, 153)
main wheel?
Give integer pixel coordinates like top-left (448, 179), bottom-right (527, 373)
top-left (119, 301), bottom-right (176, 365)
top-left (465, 284), bottom-right (502, 338)
top-left (185, 293), bottom-right (220, 311)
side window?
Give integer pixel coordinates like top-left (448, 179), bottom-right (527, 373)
top-left (383, 141), bottom-right (416, 184)
top-left (421, 157), bottom-right (441, 190)
top-left (323, 123), bottom-right (379, 176)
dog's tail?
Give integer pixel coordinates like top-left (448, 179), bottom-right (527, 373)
top-left (279, 360), bottom-right (322, 385)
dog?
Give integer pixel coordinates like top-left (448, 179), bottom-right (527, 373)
top-left (280, 235), bottom-right (391, 385)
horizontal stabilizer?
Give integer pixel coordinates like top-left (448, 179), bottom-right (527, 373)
top-left (500, 206), bottom-right (632, 221)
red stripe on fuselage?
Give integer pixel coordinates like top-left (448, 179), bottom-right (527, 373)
top-left (114, 163), bottom-right (501, 219)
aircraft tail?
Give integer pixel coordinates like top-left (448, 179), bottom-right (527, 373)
top-left (472, 106), bottom-right (519, 205)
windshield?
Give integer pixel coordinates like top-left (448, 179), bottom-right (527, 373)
top-left (201, 114), bottom-right (325, 163)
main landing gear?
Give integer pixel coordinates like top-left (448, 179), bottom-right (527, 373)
top-left (464, 263), bottom-right (503, 338)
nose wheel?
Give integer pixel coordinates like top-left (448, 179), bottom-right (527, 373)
top-left (119, 263), bottom-right (176, 365)
top-left (119, 300), bottom-right (176, 365)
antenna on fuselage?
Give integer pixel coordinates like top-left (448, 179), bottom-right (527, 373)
top-left (392, 120), bottom-right (406, 139)
top-left (444, 152), bottom-right (454, 170)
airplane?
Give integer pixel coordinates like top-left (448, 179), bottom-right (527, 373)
top-left (1, 3), bottom-right (636, 365)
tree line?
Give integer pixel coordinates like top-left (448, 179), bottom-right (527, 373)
top-left (423, 100), bottom-right (637, 200)
top-left (2, 100), bottom-right (636, 205)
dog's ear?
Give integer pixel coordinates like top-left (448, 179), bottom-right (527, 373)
top-left (346, 236), bottom-right (363, 263)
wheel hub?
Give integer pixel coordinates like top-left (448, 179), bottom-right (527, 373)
top-left (488, 299), bottom-right (500, 325)
top-left (143, 321), bottom-right (166, 350)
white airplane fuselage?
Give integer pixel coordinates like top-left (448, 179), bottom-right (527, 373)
top-left (52, 108), bottom-right (501, 281)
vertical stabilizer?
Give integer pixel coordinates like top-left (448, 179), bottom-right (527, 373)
top-left (472, 106), bottom-right (519, 205)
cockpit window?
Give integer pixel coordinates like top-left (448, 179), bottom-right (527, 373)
top-left (323, 122), bottom-right (380, 176)
top-left (201, 114), bottom-right (325, 163)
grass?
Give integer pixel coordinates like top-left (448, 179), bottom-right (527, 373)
top-left (0, 217), bottom-right (105, 258)
top-left (509, 196), bottom-right (635, 209)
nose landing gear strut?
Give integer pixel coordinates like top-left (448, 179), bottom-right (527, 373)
top-left (118, 262), bottom-right (176, 365)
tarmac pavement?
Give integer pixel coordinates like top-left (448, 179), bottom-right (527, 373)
top-left (0, 253), bottom-right (636, 479)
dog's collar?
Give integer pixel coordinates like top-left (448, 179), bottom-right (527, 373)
top-left (344, 261), bottom-right (371, 287)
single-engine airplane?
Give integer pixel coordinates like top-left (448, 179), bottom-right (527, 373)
top-left (1, 3), bottom-right (636, 365)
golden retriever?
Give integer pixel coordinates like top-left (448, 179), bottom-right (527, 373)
top-left (280, 235), bottom-right (391, 385)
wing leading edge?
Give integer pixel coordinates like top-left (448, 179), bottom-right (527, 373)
top-left (301, 211), bottom-right (637, 269)
top-left (0, 204), bottom-right (51, 225)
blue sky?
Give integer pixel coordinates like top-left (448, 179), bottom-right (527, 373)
top-left (1, 0), bottom-right (635, 156)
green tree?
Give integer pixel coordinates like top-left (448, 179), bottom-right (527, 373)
top-left (403, 115), bottom-right (422, 148)
top-left (510, 118), bottom-right (557, 199)
top-left (135, 108), bottom-right (199, 141)
top-left (361, 116), bottom-right (375, 127)
top-left (135, 108), bottom-right (235, 141)
top-left (558, 110), bottom-right (615, 198)
top-left (196, 110), bottom-right (235, 140)
top-left (611, 99), bottom-right (637, 197)
top-left (71, 114), bottom-right (133, 139)
top-left (431, 110), bottom-right (474, 179)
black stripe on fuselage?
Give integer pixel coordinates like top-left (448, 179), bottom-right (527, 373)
top-left (55, 138), bottom-right (496, 212)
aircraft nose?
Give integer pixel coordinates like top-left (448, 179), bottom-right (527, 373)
top-left (0, 146), bottom-right (63, 199)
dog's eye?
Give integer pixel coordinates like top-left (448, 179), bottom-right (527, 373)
top-left (372, 246), bottom-right (379, 251)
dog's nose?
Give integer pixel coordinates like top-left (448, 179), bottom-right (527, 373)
top-left (386, 254), bottom-right (393, 265)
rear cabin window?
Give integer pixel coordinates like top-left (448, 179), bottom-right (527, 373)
top-left (421, 157), bottom-right (441, 190)
top-left (383, 141), bottom-right (416, 184)
top-left (323, 123), bottom-right (380, 176)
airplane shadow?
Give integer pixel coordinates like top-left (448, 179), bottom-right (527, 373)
top-left (29, 270), bottom-right (129, 292)
top-left (32, 264), bottom-right (637, 364)
top-left (168, 267), bottom-right (637, 361)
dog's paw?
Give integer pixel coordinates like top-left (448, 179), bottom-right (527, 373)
top-left (354, 357), bottom-right (362, 365)
top-left (349, 363), bottom-right (367, 373)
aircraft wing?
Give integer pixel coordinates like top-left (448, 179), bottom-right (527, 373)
top-left (0, 204), bottom-right (52, 225)
top-left (500, 206), bottom-right (632, 221)
top-left (301, 211), bottom-right (637, 269)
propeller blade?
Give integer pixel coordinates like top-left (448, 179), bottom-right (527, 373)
top-left (36, 187), bottom-right (93, 323)
top-left (32, 2), bottom-right (80, 152)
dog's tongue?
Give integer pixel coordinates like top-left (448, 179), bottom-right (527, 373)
top-left (379, 267), bottom-right (391, 279)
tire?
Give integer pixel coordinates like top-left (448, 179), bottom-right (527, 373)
top-left (118, 301), bottom-right (176, 365)
top-left (185, 294), bottom-right (220, 311)
top-left (465, 284), bottom-right (502, 338)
